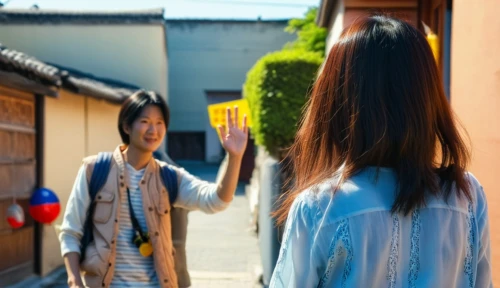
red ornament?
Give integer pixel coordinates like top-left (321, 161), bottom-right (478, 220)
top-left (29, 188), bottom-right (60, 224)
top-left (6, 203), bottom-right (25, 229)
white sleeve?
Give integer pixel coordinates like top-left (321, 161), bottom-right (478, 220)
top-left (270, 194), bottom-right (321, 288)
top-left (475, 184), bottom-right (493, 288)
top-left (59, 165), bottom-right (90, 257)
top-left (172, 166), bottom-right (229, 214)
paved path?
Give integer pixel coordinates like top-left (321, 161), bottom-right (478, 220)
top-left (181, 162), bottom-right (262, 288)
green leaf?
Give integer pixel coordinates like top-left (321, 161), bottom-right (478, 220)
top-left (243, 50), bottom-right (323, 158)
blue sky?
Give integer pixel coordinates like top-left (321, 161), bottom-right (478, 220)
top-left (5, 0), bottom-right (321, 19)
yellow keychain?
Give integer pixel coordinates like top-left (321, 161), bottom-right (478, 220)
top-left (139, 241), bottom-right (153, 257)
top-left (127, 187), bottom-right (154, 258)
top-left (133, 232), bottom-right (153, 257)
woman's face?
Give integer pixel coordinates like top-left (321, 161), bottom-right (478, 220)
top-left (125, 105), bottom-right (166, 153)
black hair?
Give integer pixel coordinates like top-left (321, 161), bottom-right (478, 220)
top-left (118, 90), bottom-right (170, 144)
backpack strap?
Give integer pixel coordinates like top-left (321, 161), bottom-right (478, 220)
top-left (160, 165), bottom-right (179, 205)
top-left (79, 152), bottom-right (113, 263)
top-left (153, 150), bottom-right (180, 205)
top-left (88, 152), bottom-right (113, 199)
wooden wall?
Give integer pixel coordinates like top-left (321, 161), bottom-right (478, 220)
top-left (343, 0), bottom-right (419, 27)
top-left (0, 87), bottom-right (37, 285)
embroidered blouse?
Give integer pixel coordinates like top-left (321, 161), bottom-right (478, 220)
top-left (270, 167), bottom-right (492, 288)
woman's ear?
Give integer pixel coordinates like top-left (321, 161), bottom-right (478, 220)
top-left (123, 123), bottom-right (131, 135)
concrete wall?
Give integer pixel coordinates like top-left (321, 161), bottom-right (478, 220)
top-left (0, 25), bottom-right (167, 99)
top-left (42, 91), bottom-right (121, 275)
top-left (451, 0), bottom-right (500, 283)
top-left (325, 1), bottom-right (345, 53)
top-left (87, 97), bottom-right (122, 155)
top-left (165, 20), bottom-right (295, 162)
top-left (43, 91), bottom-right (85, 275)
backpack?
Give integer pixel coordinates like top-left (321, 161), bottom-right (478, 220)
top-left (79, 152), bottom-right (178, 262)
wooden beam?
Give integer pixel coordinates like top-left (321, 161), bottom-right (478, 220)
top-left (345, 0), bottom-right (418, 8)
top-left (0, 190), bottom-right (34, 201)
top-left (0, 86), bottom-right (34, 101)
top-left (0, 71), bottom-right (59, 98)
top-left (0, 159), bottom-right (35, 165)
top-left (34, 94), bottom-right (44, 275)
top-left (0, 123), bottom-right (36, 134)
top-left (317, 0), bottom-right (339, 28)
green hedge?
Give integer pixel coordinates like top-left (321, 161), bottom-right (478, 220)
top-left (244, 50), bottom-right (323, 158)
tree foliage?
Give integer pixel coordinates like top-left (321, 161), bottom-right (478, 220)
top-left (283, 7), bottom-right (327, 57)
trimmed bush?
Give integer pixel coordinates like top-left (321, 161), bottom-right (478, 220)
top-left (244, 50), bottom-right (323, 158)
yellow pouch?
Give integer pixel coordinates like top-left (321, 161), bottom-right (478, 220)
top-left (139, 241), bottom-right (153, 257)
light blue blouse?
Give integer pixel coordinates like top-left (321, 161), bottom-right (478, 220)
top-left (270, 167), bottom-right (492, 288)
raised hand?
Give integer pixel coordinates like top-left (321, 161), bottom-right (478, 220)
top-left (217, 106), bottom-right (248, 158)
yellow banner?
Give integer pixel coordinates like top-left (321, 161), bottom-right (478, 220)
top-left (207, 98), bottom-right (252, 128)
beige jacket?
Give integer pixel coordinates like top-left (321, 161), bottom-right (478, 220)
top-left (81, 146), bottom-right (178, 288)
top-left (156, 151), bottom-right (191, 287)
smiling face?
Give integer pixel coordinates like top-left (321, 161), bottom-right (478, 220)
top-left (123, 104), bottom-right (166, 153)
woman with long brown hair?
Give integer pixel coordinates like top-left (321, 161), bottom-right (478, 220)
top-left (270, 15), bottom-right (492, 288)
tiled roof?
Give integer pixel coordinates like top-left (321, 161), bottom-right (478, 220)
top-left (0, 44), bottom-right (61, 87)
top-left (54, 63), bottom-right (140, 103)
top-left (165, 19), bottom-right (289, 23)
top-left (0, 43), bottom-right (140, 103)
top-left (0, 8), bottom-right (165, 25)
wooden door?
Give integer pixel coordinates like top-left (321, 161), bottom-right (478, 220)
top-left (168, 132), bottom-right (206, 161)
top-left (0, 87), bottom-right (37, 285)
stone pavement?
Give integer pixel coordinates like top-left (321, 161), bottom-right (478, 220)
top-left (9, 161), bottom-right (263, 288)
top-left (181, 161), bottom-right (263, 288)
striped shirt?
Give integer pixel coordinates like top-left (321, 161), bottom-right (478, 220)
top-left (110, 163), bottom-right (158, 287)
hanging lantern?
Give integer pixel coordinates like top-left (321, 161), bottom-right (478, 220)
top-left (421, 21), bottom-right (439, 61)
top-left (29, 188), bottom-right (60, 224)
top-left (426, 32), bottom-right (439, 61)
top-left (6, 203), bottom-right (25, 229)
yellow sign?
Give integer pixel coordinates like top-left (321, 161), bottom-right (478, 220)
top-left (207, 98), bottom-right (252, 128)
top-left (207, 99), bottom-right (252, 141)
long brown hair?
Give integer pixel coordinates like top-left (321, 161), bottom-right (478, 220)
top-left (275, 15), bottom-right (471, 225)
